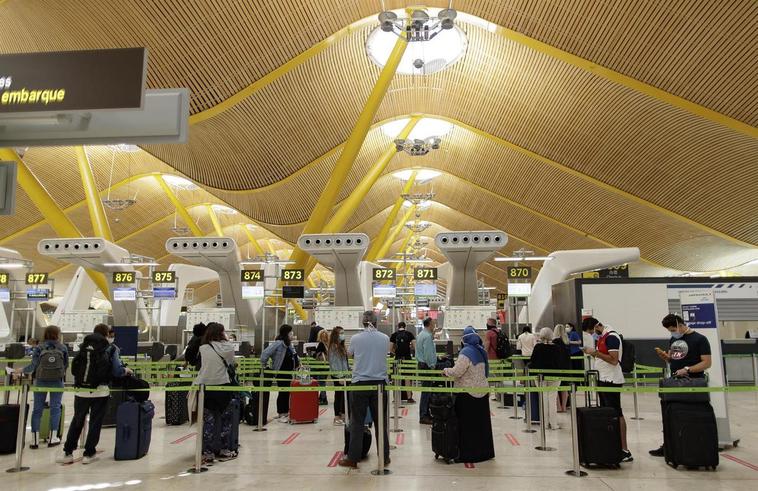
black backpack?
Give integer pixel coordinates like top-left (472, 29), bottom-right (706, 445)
top-left (394, 330), bottom-right (413, 357)
top-left (72, 335), bottom-right (113, 388)
top-left (495, 329), bottom-right (512, 359)
top-left (616, 333), bottom-right (635, 373)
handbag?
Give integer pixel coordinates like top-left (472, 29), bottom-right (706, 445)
top-left (659, 375), bottom-right (710, 403)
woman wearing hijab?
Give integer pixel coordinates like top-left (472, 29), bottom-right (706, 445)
top-left (442, 326), bottom-right (495, 463)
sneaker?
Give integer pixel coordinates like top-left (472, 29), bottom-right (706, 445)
top-left (216, 449), bottom-right (238, 462)
top-left (278, 415), bottom-right (290, 424)
top-left (56, 453), bottom-right (74, 464)
top-left (338, 458), bottom-right (358, 469)
top-left (47, 437), bottom-right (61, 448)
top-left (82, 454), bottom-right (99, 465)
top-left (333, 418), bottom-right (345, 426)
top-left (622, 450), bottom-right (634, 462)
top-left (202, 453), bottom-right (215, 465)
top-left (649, 445), bottom-right (665, 457)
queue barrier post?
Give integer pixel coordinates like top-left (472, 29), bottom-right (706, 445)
top-left (535, 374), bottom-right (555, 452)
top-left (6, 380), bottom-right (30, 473)
top-left (253, 366), bottom-right (267, 432)
top-left (188, 384), bottom-right (208, 474)
top-left (523, 367), bottom-right (536, 433)
top-left (390, 361), bottom-right (403, 433)
top-left (371, 384), bottom-right (391, 476)
top-left (509, 358), bottom-right (522, 419)
top-left (565, 384), bottom-right (587, 477)
top-left (752, 354), bottom-right (758, 386)
top-left (630, 366), bottom-right (643, 421)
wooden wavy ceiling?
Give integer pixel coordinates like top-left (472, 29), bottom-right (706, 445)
top-left (0, 0), bottom-right (756, 285)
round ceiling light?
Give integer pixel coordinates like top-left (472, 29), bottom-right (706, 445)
top-left (380, 117), bottom-right (453, 140)
top-left (393, 169), bottom-right (441, 183)
top-left (365, 8), bottom-right (467, 75)
top-left (403, 199), bottom-right (432, 210)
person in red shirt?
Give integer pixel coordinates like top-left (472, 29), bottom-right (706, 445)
top-left (483, 318), bottom-right (500, 360)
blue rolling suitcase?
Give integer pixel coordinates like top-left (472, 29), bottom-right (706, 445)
top-left (115, 400), bottom-right (155, 460)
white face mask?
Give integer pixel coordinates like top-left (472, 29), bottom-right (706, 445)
top-left (107, 337), bottom-right (115, 344)
top-left (288, 332), bottom-right (294, 340)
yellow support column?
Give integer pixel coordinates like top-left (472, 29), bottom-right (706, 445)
top-left (323, 117), bottom-right (419, 233)
top-left (375, 205), bottom-right (417, 261)
top-left (206, 204), bottom-right (224, 237)
top-left (154, 175), bottom-right (204, 237)
top-left (288, 33), bottom-right (408, 270)
top-left (74, 146), bottom-right (113, 242)
top-left (1, 148), bottom-right (110, 296)
top-left (240, 224), bottom-right (266, 257)
top-left (366, 171), bottom-right (418, 261)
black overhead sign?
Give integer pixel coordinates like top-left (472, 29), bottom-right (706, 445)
top-left (0, 48), bottom-right (147, 114)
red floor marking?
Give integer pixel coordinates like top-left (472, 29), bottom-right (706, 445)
top-left (396, 433), bottom-right (405, 445)
top-left (319, 408), bottom-right (328, 416)
top-left (281, 432), bottom-right (300, 445)
top-left (464, 463), bottom-right (475, 469)
top-left (327, 451), bottom-right (343, 467)
top-left (505, 433), bottom-right (520, 446)
top-left (723, 454), bottom-right (758, 472)
top-left (170, 432), bottom-right (197, 444)
top-left (401, 408), bottom-right (408, 417)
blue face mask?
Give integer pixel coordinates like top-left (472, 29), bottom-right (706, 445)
top-left (671, 331), bottom-right (684, 340)
top-left (339, 334), bottom-right (345, 342)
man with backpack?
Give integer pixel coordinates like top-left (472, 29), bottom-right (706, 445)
top-left (581, 317), bottom-right (633, 463)
top-left (58, 323), bottom-right (132, 464)
top-left (390, 321), bottom-right (416, 403)
top-left (484, 318), bottom-right (511, 360)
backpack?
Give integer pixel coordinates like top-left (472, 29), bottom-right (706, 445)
top-left (394, 330), bottom-right (412, 357)
top-left (72, 336), bottom-right (113, 388)
top-left (35, 344), bottom-right (66, 382)
top-left (495, 329), bottom-right (512, 359)
top-left (616, 333), bottom-right (635, 373)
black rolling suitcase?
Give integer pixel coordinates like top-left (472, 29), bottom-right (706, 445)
top-left (243, 379), bottom-right (271, 426)
top-left (165, 381), bottom-right (190, 425)
top-left (343, 425), bottom-right (372, 460)
top-left (114, 399), bottom-right (155, 460)
top-left (429, 391), bottom-right (459, 464)
top-left (0, 403), bottom-right (29, 454)
top-left (663, 402), bottom-right (719, 470)
top-left (576, 407), bottom-right (623, 468)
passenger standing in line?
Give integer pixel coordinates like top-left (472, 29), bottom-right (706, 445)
top-left (516, 326), bottom-right (536, 357)
top-left (14, 325), bottom-right (68, 449)
top-left (553, 324), bottom-right (572, 412)
top-left (581, 320), bottom-right (596, 372)
top-left (529, 328), bottom-right (563, 430)
top-left (327, 326), bottom-right (349, 426)
top-left (416, 317), bottom-right (439, 425)
top-left (567, 322), bottom-right (584, 369)
top-left (582, 317), bottom-right (633, 462)
top-left (483, 318), bottom-right (500, 361)
top-left (308, 321), bottom-right (323, 343)
top-left (315, 329), bottom-right (330, 405)
top-left (59, 323), bottom-right (132, 465)
top-left (194, 322), bottom-right (238, 464)
top-left (261, 324), bottom-right (300, 423)
top-left (390, 321), bottom-right (416, 403)
top-left (443, 326), bottom-right (495, 463)
top-left (183, 322), bottom-right (208, 369)
top-left (339, 311), bottom-right (390, 469)
top-left (649, 314), bottom-right (712, 457)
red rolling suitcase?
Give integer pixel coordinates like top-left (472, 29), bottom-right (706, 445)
top-left (289, 380), bottom-right (319, 424)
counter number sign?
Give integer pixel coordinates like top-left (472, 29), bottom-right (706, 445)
top-left (112, 271), bottom-right (135, 284)
top-left (414, 267), bottom-right (438, 280)
top-left (281, 269), bottom-right (304, 281)
top-left (241, 270), bottom-right (263, 282)
top-left (152, 271), bottom-right (176, 283)
top-left (507, 266), bottom-right (531, 279)
top-left (373, 268), bottom-right (396, 281)
top-left (0, 272), bottom-right (8, 286)
top-left (25, 273), bottom-right (48, 285)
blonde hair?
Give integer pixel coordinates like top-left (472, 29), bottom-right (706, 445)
top-left (317, 329), bottom-right (329, 345)
top-left (553, 324), bottom-right (569, 344)
top-left (539, 327), bottom-right (554, 343)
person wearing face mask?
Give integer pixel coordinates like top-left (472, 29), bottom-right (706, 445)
top-left (261, 324), bottom-right (300, 423)
top-left (649, 314), bottom-right (712, 457)
top-left (582, 317), bottom-right (633, 463)
top-left (328, 326), bottom-right (349, 425)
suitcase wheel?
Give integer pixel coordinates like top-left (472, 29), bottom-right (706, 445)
top-left (434, 454), bottom-right (439, 460)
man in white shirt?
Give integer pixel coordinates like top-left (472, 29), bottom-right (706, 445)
top-left (516, 326), bottom-right (536, 357)
top-left (582, 317), bottom-right (632, 463)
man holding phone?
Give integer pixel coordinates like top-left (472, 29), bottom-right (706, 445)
top-left (581, 317), bottom-right (633, 462)
top-left (649, 313), bottom-right (712, 457)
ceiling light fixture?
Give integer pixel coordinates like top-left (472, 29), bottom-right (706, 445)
top-left (394, 136), bottom-right (441, 156)
top-left (494, 257), bottom-right (553, 262)
top-left (393, 169), bottom-right (441, 183)
top-left (368, 8), bottom-right (466, 75)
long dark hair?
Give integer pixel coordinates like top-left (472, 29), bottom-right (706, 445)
top-left (201, 322), bottom-right (225, 345)
top-left (328, 326), bottom-right (346, 357)
top-left (276, 324), bottom-right (293, 346)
